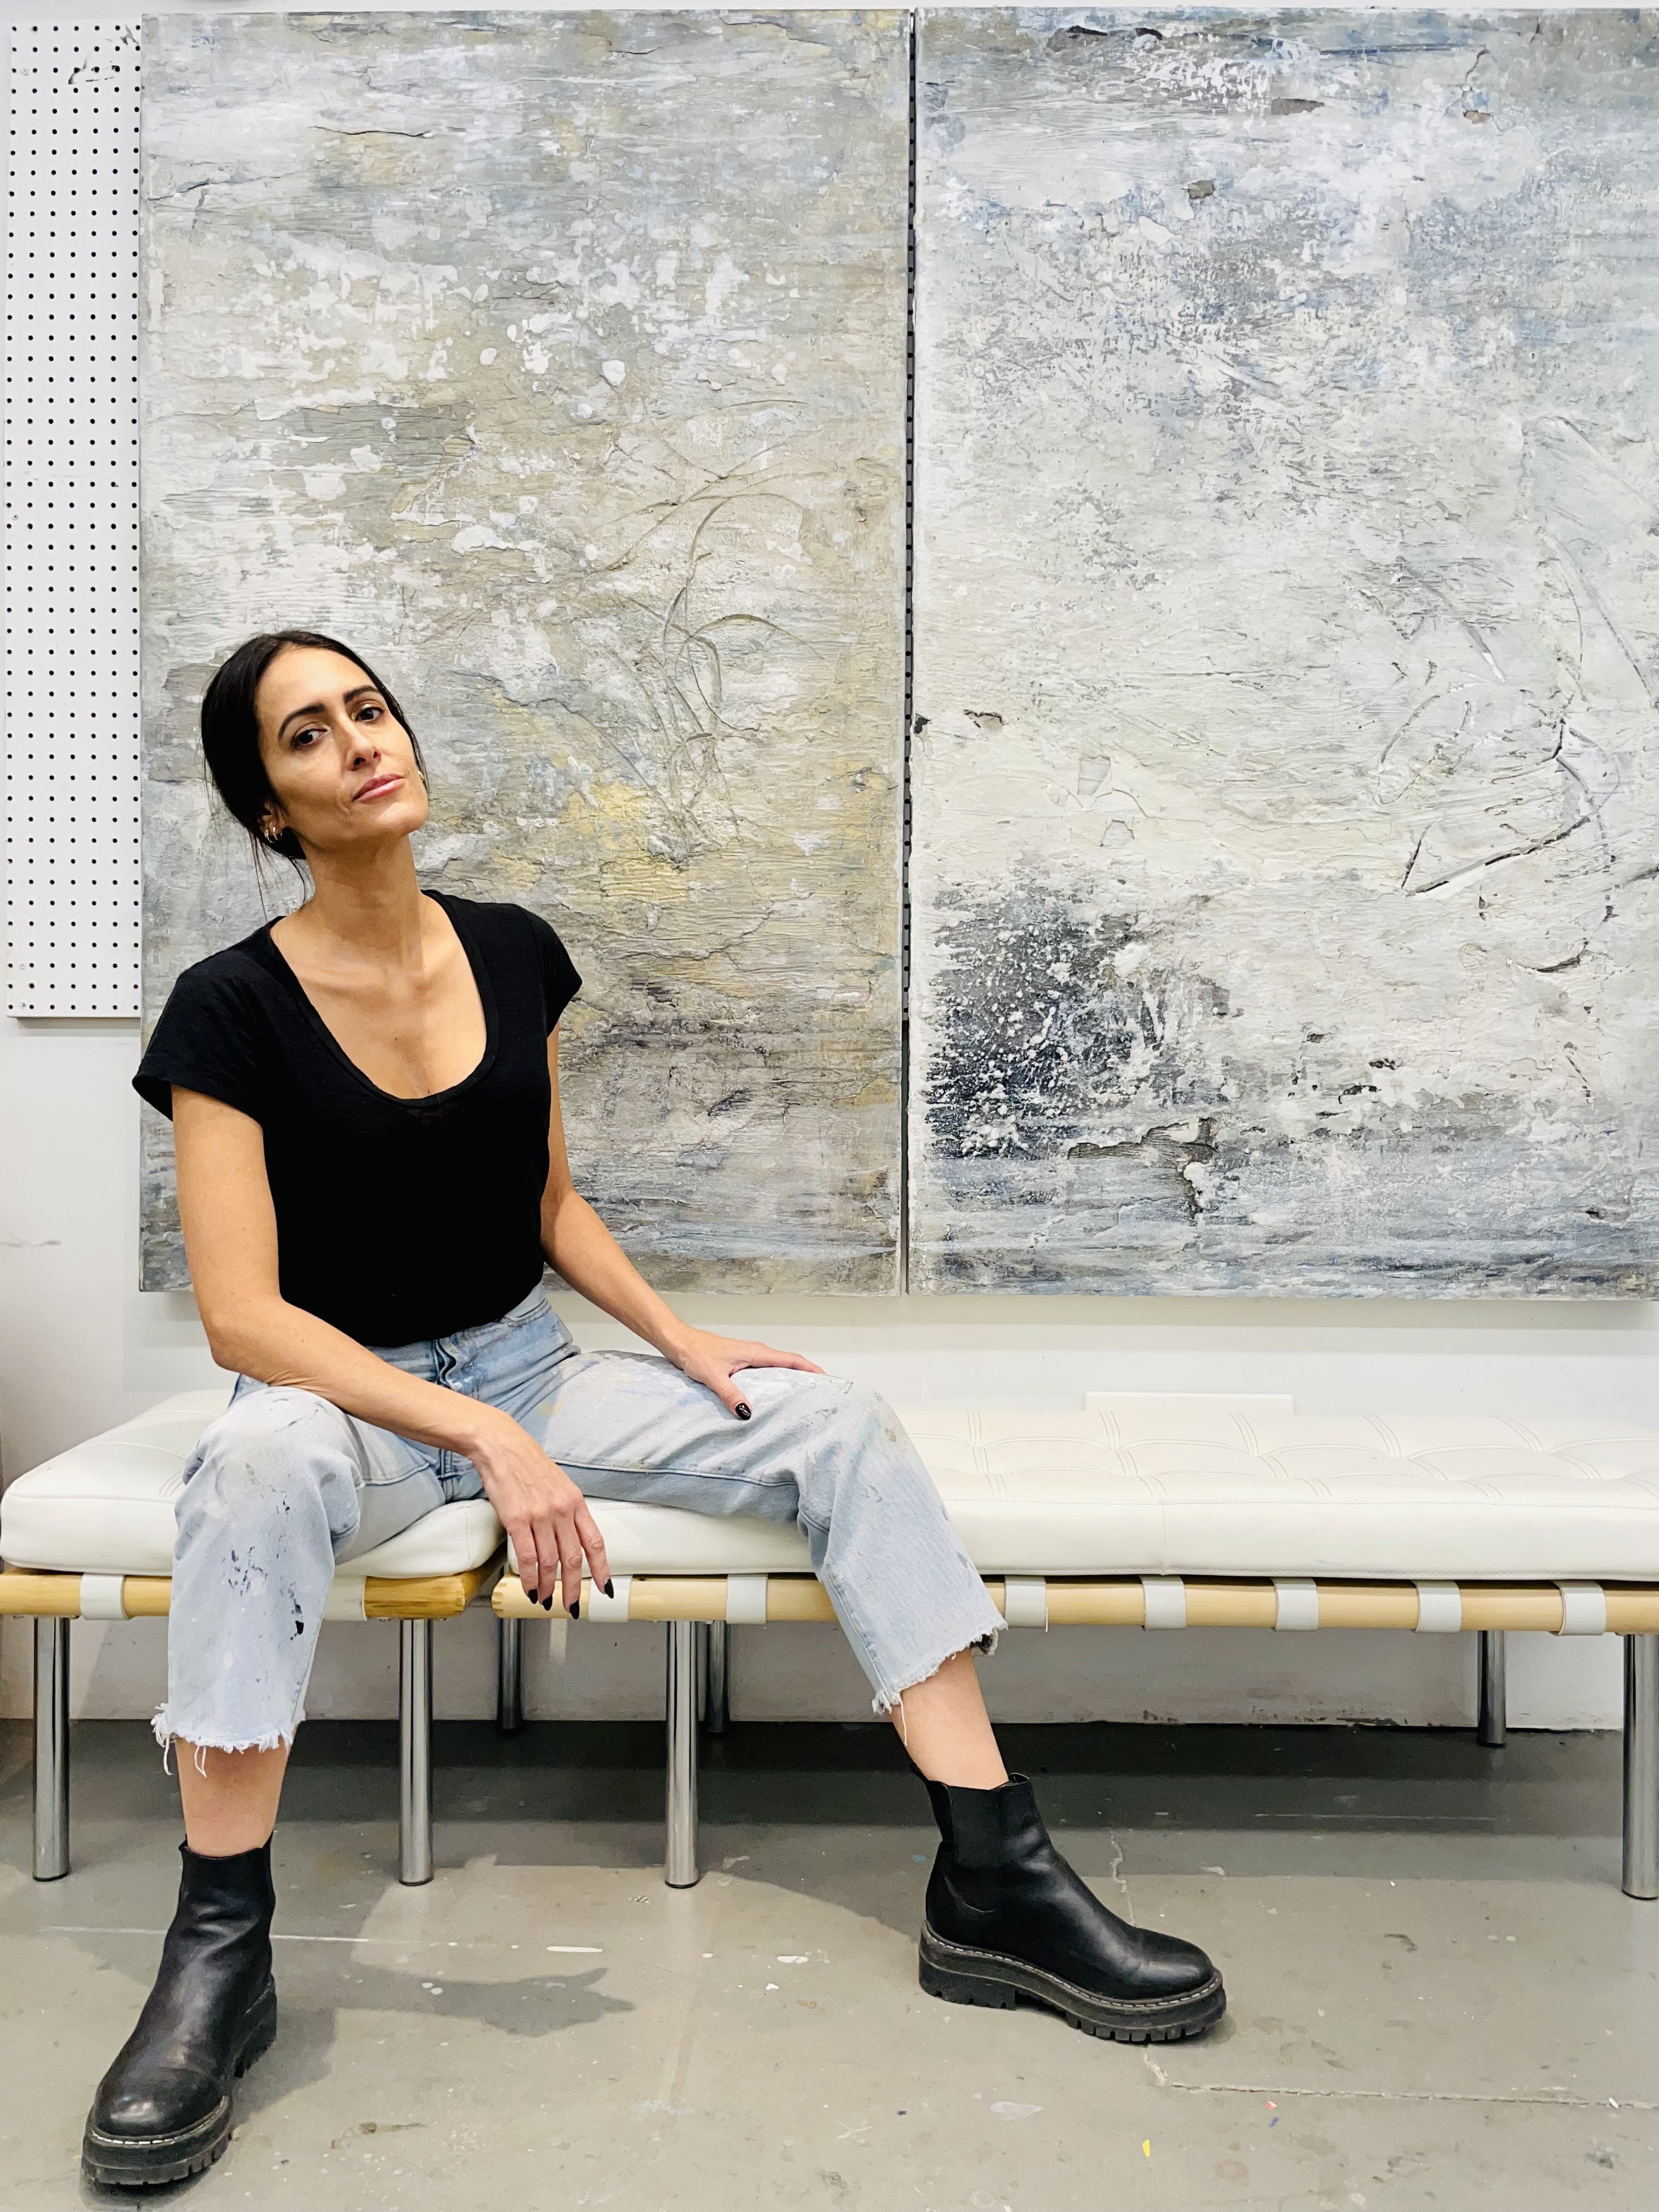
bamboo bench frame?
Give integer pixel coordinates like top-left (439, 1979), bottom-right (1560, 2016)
top-left (0, 1568), bottom-right (492, 1622)
top-left (494, 1573), bottom-right (1659, 1635)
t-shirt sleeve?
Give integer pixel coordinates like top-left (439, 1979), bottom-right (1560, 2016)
top-left (132, 960), bottom-right (270, 1124)
top-left (523, 909), bottom-right (582, 1035)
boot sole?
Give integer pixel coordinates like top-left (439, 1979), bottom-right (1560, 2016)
top-left (80, 1980), bottom-right (278, 2188)
top-left (919, 1923), bottom-right (1225, 2044)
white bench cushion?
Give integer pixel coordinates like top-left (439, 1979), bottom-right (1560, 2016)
top-left (7, 1389), bottom-right (1659, 1586)
top-left (899, 1403), bottom-right (1659, 1581)
top-left (0, 1388), bottom-right (502, 1579)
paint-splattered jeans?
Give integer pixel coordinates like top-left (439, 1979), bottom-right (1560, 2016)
top-left (156, 1284), bottom-right (1005, 1753)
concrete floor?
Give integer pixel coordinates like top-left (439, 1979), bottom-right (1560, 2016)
top-left (1, 1717), bottom-right (1655, 2209)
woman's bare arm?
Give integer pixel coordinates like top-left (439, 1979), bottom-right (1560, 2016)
top-left (172, 1083), bottom-right (608, 1609)
top-left (537, 1029), bottom-right (823, 1413)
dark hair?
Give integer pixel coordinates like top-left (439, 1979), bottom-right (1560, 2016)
top-left (199, 629), bottom-right (428, 879)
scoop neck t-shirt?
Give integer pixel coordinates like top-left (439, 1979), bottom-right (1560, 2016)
top-left (133, 890), bottom-right (581, 1346)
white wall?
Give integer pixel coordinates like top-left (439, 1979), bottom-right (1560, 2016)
top-left (3, 0), bottom-right (1645, 1736)
top-left (1, 1009), bottom-right (1647, 1731)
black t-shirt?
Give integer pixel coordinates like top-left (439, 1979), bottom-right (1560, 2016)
top-left (133, 890), bottom-right (580, 1346)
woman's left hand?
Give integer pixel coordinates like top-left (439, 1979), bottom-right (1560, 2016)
top-left (666, 1327), bottom-right (825, 1418)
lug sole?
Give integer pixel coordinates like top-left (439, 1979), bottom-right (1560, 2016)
top-left (80, 1980), bottom-right (278, 2189)
top-left (918, 1923), bottom-right (1225, 2044)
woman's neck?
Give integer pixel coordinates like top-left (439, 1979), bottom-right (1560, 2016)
top-left (275, 839), bottom-right (431, 968)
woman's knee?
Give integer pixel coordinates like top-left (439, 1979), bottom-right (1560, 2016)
top-left (796, 1376), bottom-right (928, 1488)
top-left (833, 1376), bottom-right (906, 1447)
top-left (183, 1387), bottom-right (351, 1525)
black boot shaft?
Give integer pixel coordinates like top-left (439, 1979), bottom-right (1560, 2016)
top-left (156, 1838), bottom-right (275, 1993)
top-left (924, 1774), bottom-right (1066, 1927)
top-left (930, 1774), bottom-right (1048, 1868)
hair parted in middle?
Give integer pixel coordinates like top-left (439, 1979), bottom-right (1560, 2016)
top-left (198, 629), bottom-right (428, 883)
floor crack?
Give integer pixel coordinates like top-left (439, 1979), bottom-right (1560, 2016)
top-left (1146, 2076), bottom-right (1654, 2115)
top-left (1104, 1829), bottom-right (1132, 1915)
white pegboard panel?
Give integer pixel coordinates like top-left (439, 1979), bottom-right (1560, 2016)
top-left (4, 21), bottom-right (140, 1017)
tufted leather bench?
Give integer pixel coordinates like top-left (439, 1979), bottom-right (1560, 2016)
top-left (5, 1390), bottom-right (1659, 1895)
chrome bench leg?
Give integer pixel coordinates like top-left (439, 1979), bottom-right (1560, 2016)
top-left (399, 1620), bottom-right (433, 1886)
top-left (1477, 1628), bottom-right (1507, 1748)
top-left (33, 1618), bottom-right (70, 1881)
top-left (1624, 1633), bottom-right (1658, 1900)
top-left (703, 1620), bottom-right (730, 1737)
top-left (665, 1620), bottom-right (699, 1888)
top-left (496, 1616), bottom-right (523, 1735)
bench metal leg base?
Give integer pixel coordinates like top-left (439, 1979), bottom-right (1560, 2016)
top-left (34, 1617), bottom-right (70, 1881)
top-left (1476, 1628), bottom-right (1507, 1748)
top-left (702, 1620), bottom-right (729, 1737)
top-left (496, 1616), bottom-right (523, 1735)
top-left (399, 1620), bottom-right (434, 1886)
top-left (1624, 1633), bottom-right (1658, 1900)
top-left (665, 1620), bottom-right (699, 1887)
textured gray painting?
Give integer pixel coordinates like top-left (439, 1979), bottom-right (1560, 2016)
top-left (140, 10), bottom-right (907, 1294)
top-left (910, 9), bottom-right (1659, 1295)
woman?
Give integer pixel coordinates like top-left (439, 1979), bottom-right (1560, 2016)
top-left (84, 630), bottom-right (1223, 2187)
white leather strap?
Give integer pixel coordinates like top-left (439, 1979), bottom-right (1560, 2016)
top-left (79, 1574), bottom-right (126, 1621)
top-left (1001, 1576), bottom-right (1048, 1629)
top-left (724, 1575), bottom-right (769, 1627)
top-left (1555, 1583), bottom-right (1607, 1635)
top-left (1413, 1582), bottom-right (1463, 1633)
top-left (322, 1577), bottom-right (367, 1622)
top-left (589, 1573), bottom-right (631, 1623)
top-left (1141, 1576), bottom-right (1187, 1630)
top-left (1273, 1579), bottom-right (1319, 1631)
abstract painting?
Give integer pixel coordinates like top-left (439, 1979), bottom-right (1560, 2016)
top-left (909, 9), bottom-right (1659, 1294)
top-left (140, 9), bottom-right (908, 1294)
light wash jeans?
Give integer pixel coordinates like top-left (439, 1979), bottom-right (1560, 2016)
top-left (157, 1285), bottom-right (1005, 1753)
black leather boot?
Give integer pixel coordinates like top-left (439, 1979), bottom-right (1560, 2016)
top-left (81, 1838), bottom-right (278, 2187)
top-left (918, 1774), bottom-right (1224, 2042)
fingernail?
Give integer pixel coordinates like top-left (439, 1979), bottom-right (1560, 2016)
top-left (603, 1578), bottom-right (616, 1599)
top-left (568, 1598), bottom-right (582, 1619)
top-left (541, 1595), bottom-right (554, 1611)
top-left (735, 1401), bottom-right (752, 1420)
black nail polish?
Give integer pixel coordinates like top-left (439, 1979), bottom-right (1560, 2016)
top-left (735, 1401), bottom-right (752, 1420)
top-left (541, 1595), bottom-right (554, 1611)
top-left (568, 1598), bottom-right (582, 1618)
top-left (603, 1578), bottom-right (616, 1599)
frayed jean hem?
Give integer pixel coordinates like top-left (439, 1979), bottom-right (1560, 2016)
top-left (152, 1707), bottom-right (300, 1762)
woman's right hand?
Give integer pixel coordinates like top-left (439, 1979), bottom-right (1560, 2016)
top-left (465, 1404), bottom-right (612, 1615)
